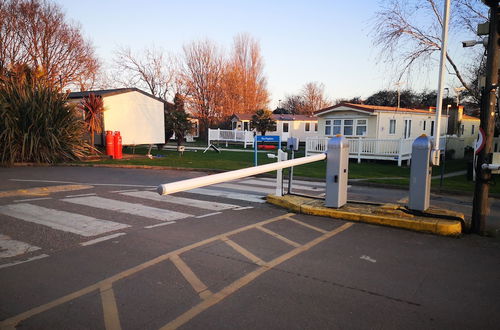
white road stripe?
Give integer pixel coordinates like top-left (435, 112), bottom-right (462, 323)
top-left (9, 179), bottom-right (155, 188)
top-left (144, 221), bottom-right (176, 229)
top-left (13, 197), bottom-right (52, 203)
top-left (110, 189), bottom-right (139, 193)
top-left (62, 196), bottom-right (192, 221)
top-left (0, 254), bottom-right (49, 270)
top-left (121, 191), bottom-right (240, 211)
top-left (0, 203), bottom-right (130, 237)
top-left (187, 188), bottom-right (265, 203)
top-left (0, 234), bottom-right (41, 258)
top-left (213, 183), bottom-right (274, 195)
top-left (194, 212), bottom-right (222, 218)
top-left (238, 179), bottom-right (323, 191)
top-left (249, 177), bottom-right (325, 188)
top-left (81, 233), bottom-right (126, 246)
top-left (233, 206), bottom-right (254, 211)
top-left (64, 193), bottom-right (96, 198)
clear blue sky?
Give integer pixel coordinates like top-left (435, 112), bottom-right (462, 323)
top-left (62, 0), bottom-right (473, 107)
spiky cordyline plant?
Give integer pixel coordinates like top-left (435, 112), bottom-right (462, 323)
top-left (0, 64), bottom-right (88, 164)
top-left (79, 93), bottom-right (105, 154)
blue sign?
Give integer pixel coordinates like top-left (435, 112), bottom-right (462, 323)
top-left (255, 135), bottom-right (280, 142)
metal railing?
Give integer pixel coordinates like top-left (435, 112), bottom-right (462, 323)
top-left (208, 129), bottom-right (254, 148)
top-left (306, 137), bottom-right (413, 166)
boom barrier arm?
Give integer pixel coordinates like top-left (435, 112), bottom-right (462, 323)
top-left (157, 153), bottom-right (326, 195)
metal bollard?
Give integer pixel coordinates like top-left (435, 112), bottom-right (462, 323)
top-left (325, 136), bottom-right (349, 208)
top-left (408, 135), bottom-right (433, 211)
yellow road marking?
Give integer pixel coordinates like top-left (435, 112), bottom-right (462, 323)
top-left (222, 236), bottom-right (265, 266)
top-left (0, 213), bottom-right (295, 328)
top-left (100, 284), bottom-right (122, 330)
top-left (256, 226), bottom-right (301, 247)
top-left (171, 254), bottom-right (212, 300)
top-left (287, 216), bottom-right (328, 234)
top-left (0, 185), bottom-right (93, 198)
top-left (160, 222), bottom-right (354, 330)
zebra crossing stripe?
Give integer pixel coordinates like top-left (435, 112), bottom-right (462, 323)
top-left (62, 196), bottom-right (192, 221)
top-left (0, 234), bottom-right (41, 258)
top-left (212, 183), bottom-right (274, 195)
top-left (0, 204), bottom-right (130, 237)
top-left (120, 191), bottom-right (240, 211)
top-left (238, 179), bottom-right (323, 192)
top-left (249, 177), bottom-right (325, 188)
top-left (187, 188), bottom-right (265, 203)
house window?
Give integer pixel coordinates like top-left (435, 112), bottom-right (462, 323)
top-left (430, 121), bottom-right (435, 136)
top-left (325, 120), bottom-right (332, 135)
top-left (332, 120), bottom-right (342, 135)
top-left (423, 120), bottom-right (426, 131)
top-left (471, 125), bottom-right (475, 135)
top-left (461, 124), bottom-right (464, 136)
top-left (343, 120), bottom-right (353, 135)
top-left (283, 122), bottom-right (289, 133)
top-left (314, 123), bottom-right (318, 132)
top-left (356, 119), bottom-right (367, 136)
top-left (243, 122), bottom-right (249, 131)
top-left (389, 119), bottom-right (396, 134)
top-left (305, 122), bottom-right (311, 132)
top-left (404, 119), bottom-right (412, 138)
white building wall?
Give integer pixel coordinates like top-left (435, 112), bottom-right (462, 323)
top-left (376, 112), bottom-right (448, 139)
top-left (103, 91), bottom-right (165, 145)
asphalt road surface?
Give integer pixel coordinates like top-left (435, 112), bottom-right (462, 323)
top-left (0, 166), bottom-right (499, 329)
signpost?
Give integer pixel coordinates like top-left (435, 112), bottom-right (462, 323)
top-left (254, 135), bottom-right (281, 166)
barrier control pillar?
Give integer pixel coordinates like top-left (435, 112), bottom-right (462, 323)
top-left (408, 135), bottom-right (433, 211)
top-left (325, 135), bottom-right (349, 208)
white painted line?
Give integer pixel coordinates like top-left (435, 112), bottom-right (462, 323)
top-left (0, 203), bottom-right (130, 237)
top-left (238, 179), bottom-right (323, 191)
top-left (9, 179), bottom-right (155, 188)
top-left (64, 193), bottom-right (97, 198)
top-left (233, 206), bottom-right (254, 211)
top-left (81, 233), bottom-right (126, 246)
top-left (62, 196), bottom-right (192, 221)
top-left (13, 197), bottom-right (52, 203)
top-left (110, 189), bottom-right (139, 193)
top-left (9, 179), bottom-right (76, 184)
top-left (0, 254), bottom-right (49, 270)
top-left (121, 191), bottom-right (240, 211)
top-left (0, 234), bottom-right (41, 258)
top-left (144, 221), bottom-right (176, 229)
top-left (194, 212), bottom-right (222, 219)
top-left (187, 188), bottom-right (265, 204)
top-left (250, 177), bottom-right (325, 188)
top-left (213, 183), bottom-right (274, 195)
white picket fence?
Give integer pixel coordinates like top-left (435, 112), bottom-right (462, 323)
top-left (305, 137), bottom-right (414, 166)
top-left (208, 129), bottom-right (254, 148)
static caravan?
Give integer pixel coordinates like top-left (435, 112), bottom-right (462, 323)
top-left (68, 88), bottom-right (165, 146)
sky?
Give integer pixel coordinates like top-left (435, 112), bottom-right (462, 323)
top-left (61, 0), bottom-right (478, 107)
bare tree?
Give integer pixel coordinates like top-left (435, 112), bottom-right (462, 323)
top-left (113, 46), bottom-right (175, 101)
top-left (180, 39), bottom-right (225, 137)
top-left (0, 0), bottom-right (100, 90)
top-left (300, 82), bottom-right (332, 115)
top-left (223, 33), bottom-right (269, 114)
top-left (372, 0), bottom-right (488, 93)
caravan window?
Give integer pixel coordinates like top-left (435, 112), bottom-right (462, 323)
top-left (325, 120), bottom-right (332, 135)
top-left (333, 120), bottom-right (342, 135)
top-left (356, 119), bottom-right (367, 136)
top-left (389, 119), bottom-right (396, 134)
top-left (343, 120), bottom-right (353, 135)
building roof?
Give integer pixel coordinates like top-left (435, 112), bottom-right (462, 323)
top-left (232, 113), bottom-right (317, 121)
top-left (462, 114), bottom-right (480, 121)
top-left (315, 102), bottom-right (447, 116)
top-left (67, 88), bottom-right (166, 104)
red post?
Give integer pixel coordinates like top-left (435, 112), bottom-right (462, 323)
top-left (105, 131), bottom-right (114, 158)
top-left (113, 131), bottom-right (122, 160)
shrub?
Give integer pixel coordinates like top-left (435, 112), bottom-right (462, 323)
top-left (0, 65), bottom-right (88, 164)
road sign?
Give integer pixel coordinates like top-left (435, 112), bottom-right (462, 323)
top-left (475, 127), bottom-right (485, 155)
top-left (255, 135), bottom-right (280, 142)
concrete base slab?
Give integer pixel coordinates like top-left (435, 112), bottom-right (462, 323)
top-left (266, 194), bottom-right (463, 237)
